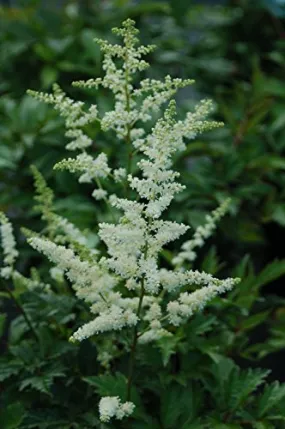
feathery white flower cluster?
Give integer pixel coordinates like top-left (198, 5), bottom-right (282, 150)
top-left (134, 75), bottom-right (194, 117)
top-left (167, 277), bottom-right (238, 326)
top-left (99, 396), bottom-right (135, 422)
top-left (71, 304), bottom-right (138, 340)
top-left (92, 188), bottom-right (108, 201)
top-left (54, 152), bottom-right (111, 201)
top-left (29, 236), bottom-right (114, 294)
top-left (113, 167), bottom-right (127, 183)
top-left (28, 84), bottom-right (98, 151)
top-left (173, 198), bottom-right (231, 265)
top-left (26, 19), bottom-right (240, 423)
top-left (27, 235), bottom-right (149, 342)
top-left (0, 212), bottom-right (51, 291)
top-left (139, 302), bottom-right (171, 344)
top-left (0, 213), bottom-right (19, 279)
top-left (55, 153), bottom-right (110, 183)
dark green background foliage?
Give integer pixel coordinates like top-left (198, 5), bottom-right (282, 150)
top-left (0, 0), bottom-right (285, 427)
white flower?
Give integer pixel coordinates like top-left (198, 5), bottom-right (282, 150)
top-left (116, 401), bottom-right (135, 420)
top-left (0, 213), bottom-right (18, 278)
top-left (139, 256), bottom-right (160, 294)
top-left (28, 84), bottom-right (98, 151)
top-left (138, 324), bottom-right (172, 344)
top-left (92, 189), bottom-right (107, 200)
top-left (99, 397), bottom-right (120, 422)
top-left (55, 152), bottom-right (110, 183)
top-left (167, 277), bottom-right (239, 326)
top-left (65, 129), bottom-right (92, 151)
top-left (1, 266), bottom-right (12, 279)
top-left (125, 277), bottom-right (139, 290)
top-left (70, 304), bottom-right (138, 341)
top-left (99, 396), bottom-right (135, 422)
top-left (148, 220), bottom-right (189, 255)
top-left (113, 168), bottom-right (127, 182)
top-left (144, 302), bottom-right (162, 321)
top-left (28, 236), bottom-right (118, 314)
top-left (174, 199), bottom-right (231, 265)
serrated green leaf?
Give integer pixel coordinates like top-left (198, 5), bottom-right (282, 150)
top-left (160, 382), bottom-right (201, 428)
top-left (9, 315), bottom-right (30, 344)
top-left (257, 381), bottom-right (285, 418)
top-left (229, 368), bottom-right (270, 411)
top-left (19, 409), bottom-right (70, 429)
top-left (19, 363), bottom-right (65, 395)
top-left (161, 387), bottom-right (186, 428)
top-left (83, 372), bottom-right (128, 397)
top-left (20, 376), bottom-right (52, 395)
top-left (188, 314), bottom-right (217, 336)
top-left (0, 358), bottom-right (22, 381)
top-left (157, 334), bottom-right (182, 366)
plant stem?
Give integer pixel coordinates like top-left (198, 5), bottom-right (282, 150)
top-left (126, 277), bottom-right (145, 401)
top-left (95, 178), bottom-right (116, 222)
top-left (1, 280), bottom-right (39, 342)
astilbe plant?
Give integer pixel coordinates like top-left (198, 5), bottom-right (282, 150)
top-left (24, 19), bottom-right (242, 423)
top-left (1, 20), bottom-right (241, 424)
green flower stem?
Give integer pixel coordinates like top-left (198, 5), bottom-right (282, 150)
top-left (1, 279), bottom-right (39, 343)
top-left (126, 277), bottom-right (145, 401)
top-left (95, 178), bottom-right (116, 222)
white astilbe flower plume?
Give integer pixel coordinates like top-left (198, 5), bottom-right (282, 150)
top-left (173, 198), bottom-right (231, 266)
top-left (26, 19), bottom-right (240, 423)
top-left (0, 212), bottom-right (19, 279)
top-left (0, 214), bottom-right (51, 291)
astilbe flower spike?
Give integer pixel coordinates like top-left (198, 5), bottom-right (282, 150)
top-left (26, 19), bottom-right (240, 423)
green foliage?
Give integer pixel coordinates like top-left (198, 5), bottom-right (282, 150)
top-left (1, 233), bottom-right (284, 426)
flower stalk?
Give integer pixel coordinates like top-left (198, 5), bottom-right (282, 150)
top-left (126, 277), bottom-right (145, 401)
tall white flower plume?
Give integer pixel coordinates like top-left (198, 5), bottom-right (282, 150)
top-left (26, 19), bottom-right (240, 422)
